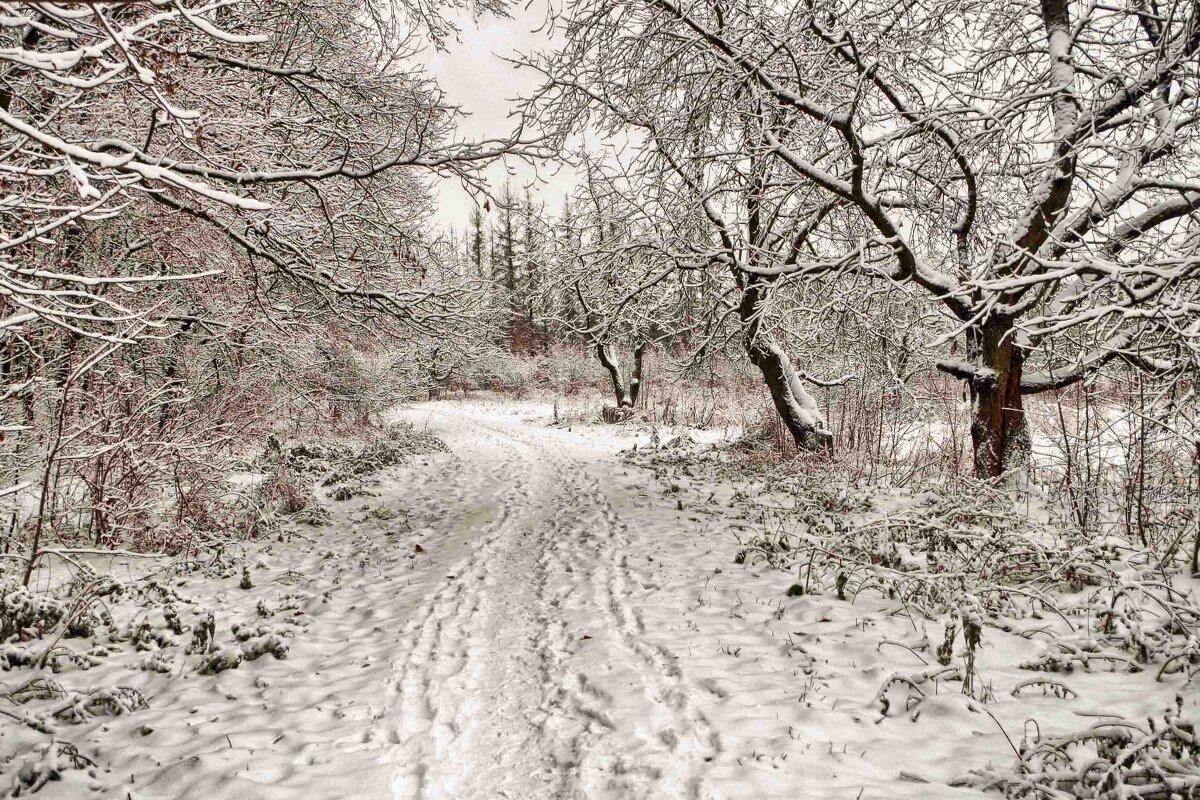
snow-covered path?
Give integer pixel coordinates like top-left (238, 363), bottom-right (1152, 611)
top-left (383, 402), bottom-right (720, 800)
top-left (356, 401), bottom-right (993, 800)
top-left (38, 398), bottom-right (1166, 800)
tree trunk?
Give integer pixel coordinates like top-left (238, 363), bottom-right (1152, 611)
top-left (1191, 441), bottom-right (1199, 576)
top-left (596, 342), bottom-right (634, 408)
top-left (967, 321), bottom-right (1030, 478)
top-left (738, 281), bottom-right (832, 453)
top-left (629, 342), bottom-right (647, 407)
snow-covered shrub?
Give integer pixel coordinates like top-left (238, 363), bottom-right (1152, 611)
top-left (125, 581), bottom-right (182, 609)
top-left (7, 739), bottom-right (93, 797)
top-left (369, 505), bottom-right (402, 522)
top-left (260, 471), bottom-right (311, 515)
top-left (775, 480), bottom-right (1195, 675)
top-left (0, 585), bottom-right (65, 643)
top-left (162, 604), bottom-right (186, 636)
top-left (187, 611), bottom-right (216, 656)
top-left (873, 666), bottom-right (961, 721)
top-left (312, 423), bottom-right (447, 501)
top-left (1019, 638), bottom-right (1141, 674)
top-left (50, 687), bottom-right (147, 725)
top-left (62, 608), bottom-right (103, 641)
top-left (330, 482), bottom-right (372, 502)
top-left (2, 679), bottom-right (65, 708)
top-left (127, 619), bottom-right (174, 652)
top-left (468, 349), bottom-right (541, 393)
top-left (0, 646), bottom-right (34, 671)
top-left (140, 652), bottom-right (173, 674)
top-left (957, 696), bottom-right (1199, 798)
top-left (293, 505), bottom-right (334, 525)
top-left (194, 625), bottom-right (290, 675)
top-left (537, 347), bottom-right (602, 395)
top-left (196, 646), bottom-right (243, 675)
top-left (266, 422), bottom-right (448, 503)
top-left (266, 439), bottom-right (354, 481)
top-left (231, 622), bottom-right (286, 643)
top-left (735, 476), bottom-right (1096, 617)
top-left (240, 632), bottom-right (289, 662)
top-left (438, 345), bottom-right (606, 397)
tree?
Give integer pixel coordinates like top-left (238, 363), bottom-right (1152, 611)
top-left (519, 188), bottom-right (546, 331)
top-left (0, 0), bottom-right (529, 338)
top-left (530, 0), bottom-right (1200, 476)
top-left (540, 160), bottom-right (703, 411)
top-left (494, 183), bottom-right (520, 294)
top-left (469, 205), bottom-right (487, 278)
top-left (0, 0), bottom-right (529, 557)
top-left (528, 39), bottom-right (846, 448)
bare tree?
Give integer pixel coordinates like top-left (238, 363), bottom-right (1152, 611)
top-left (0, 0), bottom-right (540, 347)
top-left (0, 0), bottom-right (533, 557)
top-left (530, 0), bottom-right (1200, 475)
top-left (527, 57), bottom-right (848, 449)
top-left (549, 164), bottom-right (674, 410)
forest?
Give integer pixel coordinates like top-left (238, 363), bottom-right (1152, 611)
top-left (0, 0), bottom-right (1198, 798)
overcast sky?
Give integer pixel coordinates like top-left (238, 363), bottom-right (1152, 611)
top-left (421, 4), bottom-right (577, 233)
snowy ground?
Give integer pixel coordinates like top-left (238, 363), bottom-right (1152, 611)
top-left (3, 398), bottom-right (1196, 799)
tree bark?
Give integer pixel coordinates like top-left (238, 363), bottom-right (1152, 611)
top-left (595, 342), bottom-right (634, 408)
top-left (629, 342), bottom-right (647, 407)
top-left (738, 280), bottom-right (832, 453)
top-left (1191, 441), bottom-right (1199, 576)
top-left (966, 320), bottom-right (1030, 478)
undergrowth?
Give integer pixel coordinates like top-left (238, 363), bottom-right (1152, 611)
top-left (627, 431), bottom-right (1200, 797)
top-left (0, 421), bottom-right (444, 794)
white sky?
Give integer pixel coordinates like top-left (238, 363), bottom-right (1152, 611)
top-left (421, 4), bottom-right (578, 233)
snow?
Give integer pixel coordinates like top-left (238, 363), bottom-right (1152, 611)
top-left (769, 340), bottom-right (830, 433)
top-left (2, 398), bottom-right (1195, 798)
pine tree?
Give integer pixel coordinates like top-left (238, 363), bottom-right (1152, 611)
top-left (521, 189), bottom-right (543, 328)
top-left (469, 205), bottom-right (485, 278)
top-left (495, 183), bottom-right (518, 293)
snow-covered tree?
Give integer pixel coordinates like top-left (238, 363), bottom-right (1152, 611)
top-left (0, 0), bottom-right (528, 559)
top-left (530, 0), bottom-right (1200, 475)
